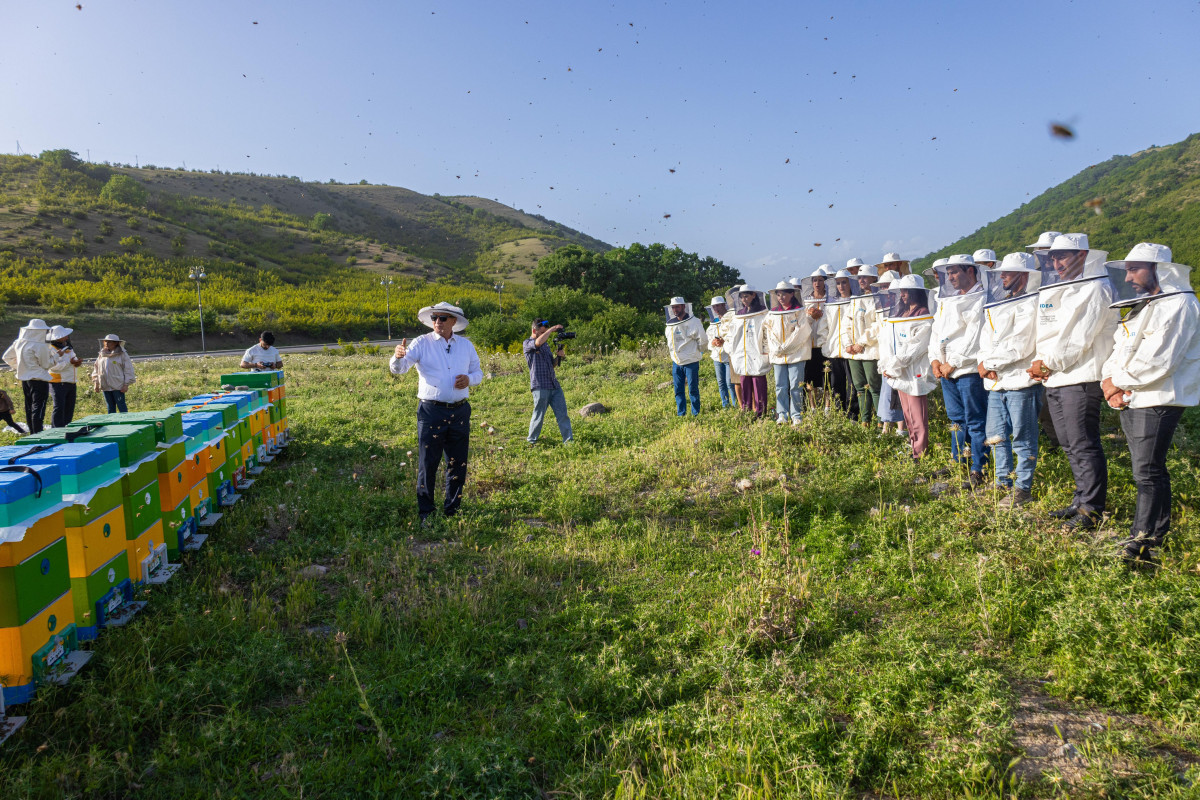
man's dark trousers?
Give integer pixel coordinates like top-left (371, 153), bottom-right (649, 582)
top-left (1121, 406), bottom-right (1184, 545)
top-left (416, 400), bottom-right (471, 518)
top-left (1045, 382), bottom-right (1107, 515)
top-left (50, 382), bottom-right (76, 428)
top-left (22, 379), bottom-right (49, 433)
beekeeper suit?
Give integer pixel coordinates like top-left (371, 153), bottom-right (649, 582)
top-left (843, 265), bottom-right (884, 424)
top-left (766, 280), bottom-right (812, 424)
top-left (875, 252), bottom-right (910, 277)
top-left (972, 249), bottom-right (999, 269)
top-left (928, 254), bottom-right (990, 485)
top-left (798, 267), bottom-right (832, 401)
top-left (665, 296), bottom-right (706, 416)
top-left (1026, 231), bottom-right (1062, 252)
top-left (1028, 233), bottom-right (1117, 530)
top-left (877, 275), bottom-right (937, 458)
top-left (976, 253), bottom-right (1043, 506)
top-left (869, 270), bottom-right (906, 432)
top-left (704, 296), bottom-right (734, 408)
top-left (824, 268), bottom-right (860, 417)
top-left (1101, 243), bottom-right (1200, 559)
top-left (723, 286), bottom-right (770, 416)
top-left (3, 318), bottom-right (56, 433)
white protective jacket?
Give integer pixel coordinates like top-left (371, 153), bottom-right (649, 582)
top-left (849, 295), bottom-right (881, 360)
top-left (665, 315), bottom-right (706, 366)
top-left (723, 310), bottom-right (770, 376)
top-left (1035, 261), bottom-right (1118, 387)
top-left (50, 345), bottom-right (79, 384)
top-left (2, 326), bottom-right (55, 381)
top-left (878, 314), bottom-right (937, 396)
top-left (824, 301), bottom-right (853, 358)
top-left (928, 287), bottom-right (985, 379)
top-left (765, 305), bottom-right (812, 365)
top-left (707, 318), bottom-right (730, 364)
top-left (1103, 294), bottom-right (1200, 408)
top-left (978, 294), bottom-right (1039, 391)
top-left (803, 300), bottom-right (828, 350)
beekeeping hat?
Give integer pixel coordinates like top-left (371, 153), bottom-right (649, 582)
top-left (1035, 233), bottom-right (1108, 287)
top-left (417, 302), bottom-right (469, 332)
top-left (1026, 231), bottom-right (1062, 251)
top-left (886, 274), bottom-right (936, 318)
top-left (875, 252), bottom-right (909, 269)
top-left (972, 248), bottom-right (999, 266)
top-left (878, 269), bottom-right (900, 285)
top-left (984, 252), bottom-right (1041, 307)
top-left (845, 257), bottom-right (866, 273)
top-left (709, 296), bottom-right (726, 307)
top-left (933, 254), bottom-right (985, 299)
top-left (1106, 242), bottom-right (1194, 309)
top-left (47, 325), bottom-right (73, 341)
top-left (664, 297), bottom-right (694, 325)
top-left (857, 265), bottom-right (879, 278)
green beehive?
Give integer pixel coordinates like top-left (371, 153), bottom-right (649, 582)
top-left (70, 550), bottom-right (129, 632)
top-left (155, 440), bottom-right (186, 473)
top-left (279, 397), bottom-right (288, 419)
top-left (227, 449), bottom-right (243, 474)
top-left (62, 480), bottom-right (123, 527)
top-left (219, 371), bottom-right (281, 389)
top-left (69, 410), bottom-right (184, 446)
top-left (123, 479), bottom-right (161, 537)
top-left (23, 424), bottom-right (157, 469)
top-left (162, 497), bottom-right (193, 558)
top-left (0, 537), bottom-right (69, 628)
top-left (268, 403), bottom-right (281, 424)
top-left (119, 460), bottom-right (158, 497)
top-left (225, 423), bottom-right (244, 452)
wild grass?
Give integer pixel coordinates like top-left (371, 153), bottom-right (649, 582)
top-left (2, 348), bottom-right (1200, 798)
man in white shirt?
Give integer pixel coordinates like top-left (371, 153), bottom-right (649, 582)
top-left (389, 302), bottom-right (483, 525)
top-left (240, 331), bottom-right (283, 371)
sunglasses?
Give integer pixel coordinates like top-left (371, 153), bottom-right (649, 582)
top-left (430, 314), bottom-right (455, 322)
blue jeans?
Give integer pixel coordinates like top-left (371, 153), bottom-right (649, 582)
top-left (986, 386), bottom-right (1041, 490)
top-left (104, 390), bottom-right (128, 414)
top-left (940, 373), bottom-right (989, 473)
top-left (673, 361), bottom-right (700, 416)
top-left (773, 362), bottom-right (806, 421)
top-left (528, 387), bottom-right (573, 443)
top-left (713, 361), bottom-right (734, 407)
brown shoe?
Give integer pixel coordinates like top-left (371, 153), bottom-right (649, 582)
top-left (997, 488), bottom-right (1033, 508)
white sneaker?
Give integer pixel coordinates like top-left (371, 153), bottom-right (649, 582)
top-left (776, 415), bottom-right (786, 425)
top-left (791, 418), bottom-right (802, 427)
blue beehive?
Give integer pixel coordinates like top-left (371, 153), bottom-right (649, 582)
top-left (0, 443), bottom-right (121, 497)
top-left (180, 393), bottom-right (252, 419)
top-left (0, 463), bottom-right (63, 528)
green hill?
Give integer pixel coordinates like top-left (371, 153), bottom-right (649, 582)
top-left (915, 132), bottom-right (1200, 270)
top-left (0, 151), bottom-right (612, 349)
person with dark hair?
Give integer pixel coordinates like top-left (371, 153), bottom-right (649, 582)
top-left (241, 331), bottom-right (283, 371)
top-left (523, 319), bottom-right (572, 444)
top-left (92, 334), bottom-right (136, 413)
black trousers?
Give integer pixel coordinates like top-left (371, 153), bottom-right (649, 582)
top-left (1121, 406), bottom-right (1183, 545)
top-left (827, 357), bottom-right (858, 419)
top-left (1038, 386), bottom-right (1062, 449)
top-left (1046, 382), bottom-right (1107, 514)
top-left (416, 400), bottom-right (471, 517)
top-left (22, 379), bottom-right (49, 434)
top-left (807, 347), bottom-right (827, 411)
top-left (50, 382), bottom-right (77, 428)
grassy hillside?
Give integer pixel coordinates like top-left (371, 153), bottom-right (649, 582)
top-left (0, 153), bottom-right (612, 347)
top-left (2, 351), bottom-right (1200, 797)
top-left (915, 132), bottom-right (1200, 270)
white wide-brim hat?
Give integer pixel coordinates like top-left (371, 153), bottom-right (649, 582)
top-left (997, 252), bottom-right (1038, 272)
top-left (709, 296), bottom-right (726, 306)
top-left (47, 325), bottom-right (73, 340)
top-left (875, 252), bottom-right (908, 268)
top-left (1026, 231), bottom-right (1062, 250)
top-left (845, 258), bottom-right (867, 270)
top-left (773, 280), bottom-right (795, 291)
top-left (857, 265), bottom-right (879, 278)
top-left (942, 254), bottom-right (979, 269)
top-left (1047, 233), bottom-right (1090, 254)
top-left (972, 248), bottom-right (998, 263)
top-left (669, 296), bottom-right (688, 306)
top-left (21, 318), bottom-right (49, 332)
top-left (417, 302), bottom-right (469, 332)
top-left (878, 269), bottom-right (901, 284)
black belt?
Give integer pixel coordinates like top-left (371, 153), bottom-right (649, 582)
top-left (421, 398), bottom-right (469, 408)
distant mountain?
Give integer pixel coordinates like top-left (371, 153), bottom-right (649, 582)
top-left (914, 132), bottom-right (1200, 270)
top-left (0, 154), bottom-right (611, 285)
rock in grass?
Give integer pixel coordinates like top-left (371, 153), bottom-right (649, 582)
top-left (516, 618), bottom-right (528, 630)
top-left (735, 478), bottom-right (754, 492)
top-left (656, 381), bottom-right (672, 391)
top-left (298, 564), bottom-right (329, 579)
top-left (580, 402), bottom-right (609, 417)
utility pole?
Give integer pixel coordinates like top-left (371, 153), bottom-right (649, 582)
top-left (494, 282), bottom-right (504, 313)
top-left (381, 276), bottom-right (394, 339)
top-left (188, 267), bottom-right (208, 352)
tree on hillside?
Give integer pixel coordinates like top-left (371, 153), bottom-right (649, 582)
top-left (533, 243), bottom-right (740, 313)
top-left (100, 175), bottom-right (148, 207)
top-left (39, 149), bottom-right (82, 170)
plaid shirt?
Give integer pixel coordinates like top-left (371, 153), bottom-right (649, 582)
top-left (523, 337), bottom-right (560, 391)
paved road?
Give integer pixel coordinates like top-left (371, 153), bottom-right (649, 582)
top-left (0, 339), bottom-right (398, 369)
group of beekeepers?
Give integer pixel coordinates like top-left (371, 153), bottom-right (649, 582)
top-left (664, 236), bottom-right (1200, 562)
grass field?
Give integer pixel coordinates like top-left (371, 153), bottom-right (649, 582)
top-left (2, 349), bottom-right (1200, 798)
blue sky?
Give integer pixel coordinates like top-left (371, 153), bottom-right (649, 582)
top-left (3, 0), bottom-right (1199, 287)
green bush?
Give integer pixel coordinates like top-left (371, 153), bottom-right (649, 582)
top-left (98, 220), bottom-right (114, 236)
top-left (99, 175), bottom-right (147, 207)
top-left (466, 313), bottom-right (528, 351)
top-left (126, 216), bottom-right (141, 230)
top-left (169, 307), bottom-right (221, 338)
top-left (119, 235), bottom-right (143, 253)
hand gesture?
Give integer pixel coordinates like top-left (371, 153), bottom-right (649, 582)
top-left (712, 337), bottom-right (724, 348)
top-left (394, 339), bottom-right (408, 359)
top-left (453, 374), bottom-right (470, 390)
top-left (807, 307), bottom-right (823, 320)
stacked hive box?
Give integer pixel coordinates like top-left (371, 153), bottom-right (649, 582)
top-left (0, 457), bottom-right (91, 702)
top-left (2, 369), bottom-right (291, 715)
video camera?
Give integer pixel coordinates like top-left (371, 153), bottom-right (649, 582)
top-left (554, 331), bottom-right (577, 344)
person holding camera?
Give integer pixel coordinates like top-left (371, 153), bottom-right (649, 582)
top-left (241, 331), bottom-right (283, 371)
top-left (47, 325), bottom-right (83, 427)
top-left (523, 320), bottom-right (573, 445)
